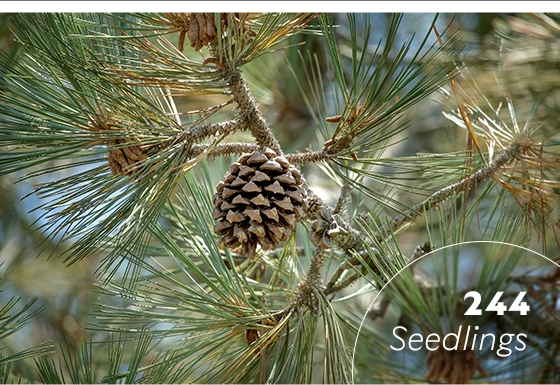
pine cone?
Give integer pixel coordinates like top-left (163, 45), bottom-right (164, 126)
top-left (425, 336), bottom-right (487, 384)
top-left (187, 13), bottom-right (223, 52)
top-left (309, 209), bottom-right (342, 250)
top-left (107, 139), bottom-right (145, 177)
top-left (213, 148), bottom-right (306, 258)
top-left (165, 13), bottom-right (255, 53)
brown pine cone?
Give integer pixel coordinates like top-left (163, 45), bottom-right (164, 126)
top-left (212, 148), bottom-right (306, 258)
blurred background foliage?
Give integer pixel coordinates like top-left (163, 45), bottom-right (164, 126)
top-left (0, 12), bottom-right (559, 383)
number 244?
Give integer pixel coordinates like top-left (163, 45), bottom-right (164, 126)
top-left (464, 291), bottom-right (530, 316)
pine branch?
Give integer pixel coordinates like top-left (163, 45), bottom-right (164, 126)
top-left (371, 141), bottom-right (524, 241)
top-left (322, 142), bottom-right (527, 295)
top-left (174, 118), bottom-right (242, 144)
top-left (289, 247), bottom-right (326, 312)
top-left (285, 149), bottom-right (335, 164)
top-left (227, 70), bottom-right (283, 154)
top-left (189, 142), bottom-right (260, 158)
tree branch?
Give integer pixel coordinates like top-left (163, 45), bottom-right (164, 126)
top-left (228, 71), bottom-right (283, 155)
top-left (371, 142), bottom-right (524, 241)
top-left (285, 150), bottom-right (334, 165)
top-left (177, 118), bottom-right (243, 143)
top-left (189, 142), bottom-right (260, 158)
top-left (324, 143), bottom-right (526, 295)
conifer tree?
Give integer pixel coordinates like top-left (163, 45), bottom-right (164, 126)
top-left (0, 12), bottom-right (559, 384)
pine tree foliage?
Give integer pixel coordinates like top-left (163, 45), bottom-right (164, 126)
top-left (0, 12), bottom-right (559, 384)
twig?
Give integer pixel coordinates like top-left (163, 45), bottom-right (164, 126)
top-left (372, 142), bottom-right (524, 241)
top-left (177, 118), bottom-right (243, 143)
top-left (154, 119), bottom-right (244, 153)
top-left (324, 250), bottom-right (397, 296)
top-left (228, 71), bottom-right (283, 155)
top-left (188, 142), bottom-right (260, 158)
top-left (285, 149), bottom-right (333, 165)
top-left (324, 143), bottom-right (526, 294)
top-left (333, 183), bottom-right (352, 219)
top-left (290, 247), bottom-right (326, 312)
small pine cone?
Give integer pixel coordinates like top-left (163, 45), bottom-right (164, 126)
top-left (245, 328), bottom-right (260, 345)
top-left (165, 13), bottom-right (255, 53)
top-left (309, 209), bottom-right (341, 250)
top-left (213, 148), bottom-right (306, 258)
top-left (425, 342), bottom-right (485, 384)
top-left (107, 139), bottom-right (145, 177)
top-left (187, 13), bottom-right (220, 51)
